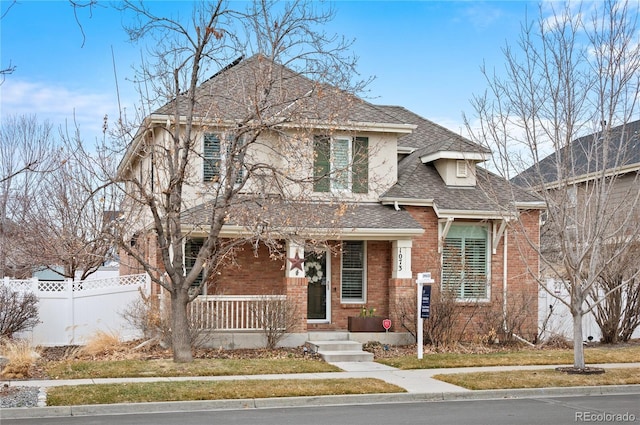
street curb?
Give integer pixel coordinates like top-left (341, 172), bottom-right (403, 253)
top-left (3, 385), bottom-right (640, 420)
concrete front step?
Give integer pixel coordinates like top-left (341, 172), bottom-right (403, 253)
top-left (307, 338), bottom-right (373, 363)
top-left (307, 331), bottom-right (350, 341)
top-left (307, 340), bottom-right (363, 352)
top-left (316, 350), bottom-right (374, 362)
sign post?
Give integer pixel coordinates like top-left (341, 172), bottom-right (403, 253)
top-left (382, 319), bottom-right (392, 332)
top-left (416, 272), bottom-right (434, 359)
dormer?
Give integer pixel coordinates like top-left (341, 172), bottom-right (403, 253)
top-left (419, 151), bottom-right (490, 187)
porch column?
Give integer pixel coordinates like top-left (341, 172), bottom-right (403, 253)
top-left (392, 240), bottom-right (412, 279)
top-left (286, 242), bottom-right (306, 279)
top-left (285, 241), bottom-right (307, 332)
top-left (389, 240), bottom-right (414, 332)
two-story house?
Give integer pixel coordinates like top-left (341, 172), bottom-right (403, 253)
top-left (118, 55), bottom-right (544, 348)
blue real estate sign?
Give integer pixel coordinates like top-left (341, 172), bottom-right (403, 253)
top-left (421, 284), bottom-right (431, 319)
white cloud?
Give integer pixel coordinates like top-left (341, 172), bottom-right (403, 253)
top-left (460, 3), bottom-right (505, 31)
top-left (0, 78), bottom-right (119, 142)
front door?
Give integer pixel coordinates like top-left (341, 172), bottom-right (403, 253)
top-left (306, 251), bottom-right (330, 322)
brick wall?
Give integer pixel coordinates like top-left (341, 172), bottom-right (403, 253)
top-left (205, 242), bottom-right (285, 295)
top-left (118, 206), bottom-right (540, 340)
top-left (405, 206), bottom-right (540, 342)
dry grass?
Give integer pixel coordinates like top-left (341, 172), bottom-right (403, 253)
top-left (76, 331), bottom-right (122, 359)
top-left (45, 357), bottom-right (340, 379)
top-left (45, 378), bottom-right (404, 406)
top-left (434, 367), bottom-right (640, 390)
top-left (0, 339), bottom-right (40, 379)
top-left (377, 344), bottom-right (640, 369)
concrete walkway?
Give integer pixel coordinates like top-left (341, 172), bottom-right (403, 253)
top-left (2, 362), bottom-right (640, 420)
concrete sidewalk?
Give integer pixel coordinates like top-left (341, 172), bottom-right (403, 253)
top-left (2, 362), bottom-right (640, 420)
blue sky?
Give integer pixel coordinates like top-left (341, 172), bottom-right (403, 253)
top-left (1, 1), bottom-right (535, 144)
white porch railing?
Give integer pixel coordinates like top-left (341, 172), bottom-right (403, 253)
top-left (189, 295), bottom-right (287, 330)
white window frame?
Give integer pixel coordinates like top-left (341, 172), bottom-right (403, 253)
top-left (340, 240), bottom-right (367, 303)
top-left (331, 137), bottom-right (353, 192)
top-left (440, 223), bottom-right (490, 301)
top-left (203, 133), bottom-right (244, 185)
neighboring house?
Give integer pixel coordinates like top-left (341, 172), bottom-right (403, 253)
top-left (513, 120), bottom-right (640, 342)
top-left (513, 119), bottom-right (640, 198)
top-left (118, 55), bottom-right (543, 346)
top-left (513, 119), bottom-right (640, 269)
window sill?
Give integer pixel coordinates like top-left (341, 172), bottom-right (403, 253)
top-left (340, 302), bottom-right (366, 310)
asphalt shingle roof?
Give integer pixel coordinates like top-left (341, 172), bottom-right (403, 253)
top-left (379, 107), bottom-right (541, 210)
top-left (513, 119), bottom-right (640, 187)
top-left (181, 198), bottom-right (422, 232)
top-left (154, 54), bottom-right (406, 127)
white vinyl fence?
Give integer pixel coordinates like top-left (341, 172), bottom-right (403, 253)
top-left (538, 278), bottom-right (640, 342)
top-left (2, 274), bottom-right (150, 346)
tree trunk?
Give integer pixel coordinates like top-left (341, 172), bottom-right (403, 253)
top-left (572, 309), bottom-right (586, 369)
top-left (170, 289), bottom-right (193, 363)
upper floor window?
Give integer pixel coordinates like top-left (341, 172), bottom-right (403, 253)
top-left (441, 224), bottom-right (489, 300)
top-left (313, 136), bottom-right (368, 193)
top-left (203, 133), bottom-right (243, 184)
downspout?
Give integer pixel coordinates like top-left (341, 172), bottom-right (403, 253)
top-left (502, 228), bottom-right (508, 336)
top-left (503, 228), bottom-right (535, 347)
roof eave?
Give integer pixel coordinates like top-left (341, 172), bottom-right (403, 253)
top-left (397, 146), bottom-right (417, 155)
top-left (536, 162), bottom-right (640, 190)
top-left (514, 201), bottom-right (547, 210)
top-left (435, 209), bottom-right (518, 220)
top-left (420, 151), bottom-right (491, 164)
top-left (380, 197), bottom-right (435, 207)
top-left (186, 224), bottom-right (424, 240)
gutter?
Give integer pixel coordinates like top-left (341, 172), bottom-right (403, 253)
top-left (185, 225), bottom-right (424, 240)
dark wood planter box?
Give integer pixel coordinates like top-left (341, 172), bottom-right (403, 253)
top-left (348, 316), bottom-right (385, 332)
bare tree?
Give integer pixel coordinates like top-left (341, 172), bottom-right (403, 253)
top-left (20, 138), bottom-right (118, 280)
top-left (0, 115), bottom-right (58, 278)
top-left (110, 0), bottom-right (369, 362)
top-left (466, 1), bottom-right (640, 370)
top-left (1, 114), bottom-right (117, 280)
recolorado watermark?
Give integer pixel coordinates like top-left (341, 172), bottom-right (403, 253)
top-left (575, 411), bottom-right (636, 422)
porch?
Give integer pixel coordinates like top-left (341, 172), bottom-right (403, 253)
top-left (188, 295), bottom-right (414, 349)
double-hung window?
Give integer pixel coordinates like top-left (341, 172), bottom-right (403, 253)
top-left (341, 241), bottom-right (366, 302)
top-left (313, 136), bottom-right (368, 193)
top-left (441, 224), bottom-right (489, 300)
top-left (203, 133), bottom-right (243, 184)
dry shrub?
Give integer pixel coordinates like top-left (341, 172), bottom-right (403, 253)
top-left (0, 338), bottom-right (40, 379)
top-left (394, 290), bottom-right (479, 348)
top-left (476, 292), bottom-right (537, 345)
top-left (77, 331), bottom-right (123, 359)
top-left (121, 289), bottom-right (214, 350)
top-left (541, 334), bottom-right (573, 349)
top-left (0, 286), bottom-right (40, 338)
top-left (121, 289), bottom-right (170, 348)
top-left (251, 294), bottom-right (299, 349)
